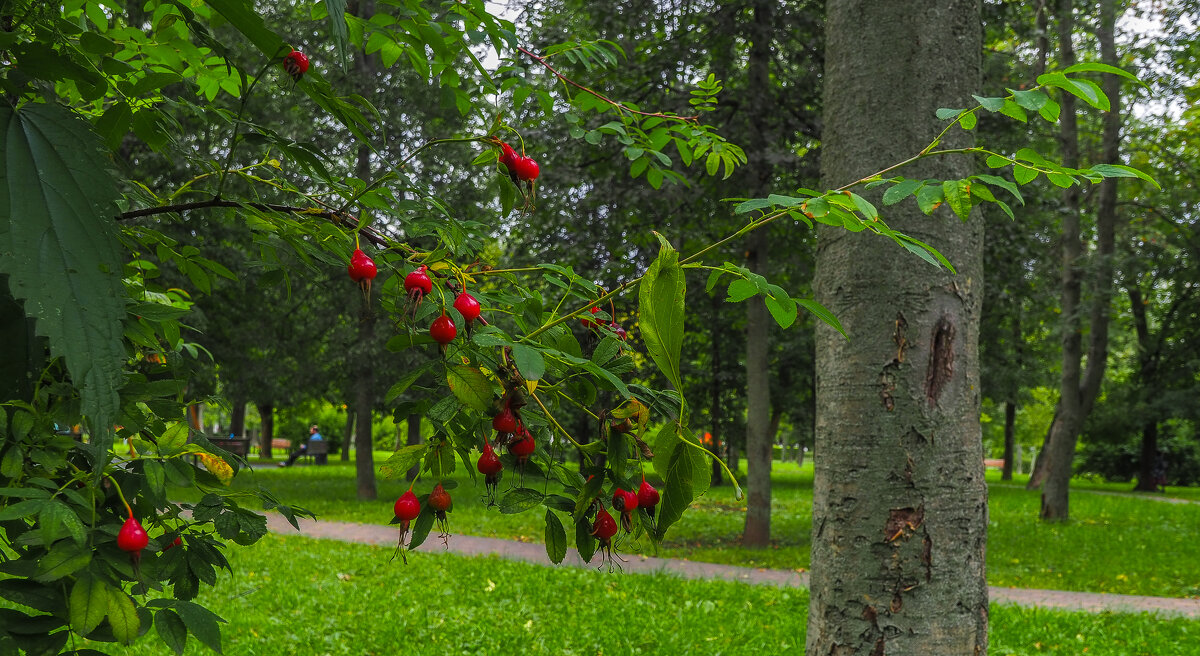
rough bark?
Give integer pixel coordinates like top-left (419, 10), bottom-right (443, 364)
top-left (809, 1), bottom-right (987, 653)
top-left (741, 0), bottom-right (775, 550)
top-left (259, 403), bottom-right (273, 459)
top-left (1040, 0), bottom-right (1121, 520)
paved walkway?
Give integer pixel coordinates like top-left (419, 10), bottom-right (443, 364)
top-left (262, 514), bottom-right (1200, 618)
top-left (990, 482), bottom-right (1200, 506)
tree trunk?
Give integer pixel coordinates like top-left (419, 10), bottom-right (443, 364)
top-left (259, 403), bottom-right (274, 459)
top-left (741, 0), bottom-right (775, 550)
top-left (809, 1), bottom-right (986, 653)
top-left (406, 413), bottom-right (422, 482)
top-left (351, 10), bottom-right (378, 499)
top-left (1134, 419), bottom-right (1159, 492)
top-left (342, 408), bottom-right (354, 461)
top-left (229, 401), bottom-right (246, 439)
top-left (1002, 401), bottom-right (1016, 481)
top-left (1041, 0), bottom-right (1121, 520)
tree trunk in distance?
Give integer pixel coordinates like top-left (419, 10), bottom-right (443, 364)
top-left (342, 408), bottom-right (354, 461)
top-left (1002, 401), bottom-right (1016, 481)
top-left (354, 309), bottom-right (377, 500)
top-left (1135, 420), bottom-right (1159, 492)
top-left (741, 0), bottom-right (774, 550)
top-left (710, 292), bottom-right (724, 486)
top-left (229, 401), bottom-right (246, 439)
top-left (809, 1), bottom-right (986, 652)
top-left (259, 403), bottom-right (273, 459)
top-left (1041, 0), bottom-right (1121, 519)
top-left (406, 413), bottom-right (422, 482)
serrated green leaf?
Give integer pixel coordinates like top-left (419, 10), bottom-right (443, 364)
top-left (725, 278), bottom-right (758, 303)
top-left (385, 363), bottom-right (433, 402)
top-left (999, 99), bottom-right (1027, 122)
top-left (942, 180), bottom-right (972, 220)
top-left (39, 499), bottom-right (85, 546)
top-left (1061, 61), bottom-right (1140, 82)
top-left (1038, 98), bottom-right (1060, 122)
top-left (155, 608), bottom-right (187, 655)
top-left (935, 108), bottom-right (964, 120)
top-left (544, 510), bottom-right (566, 564)
top-left (175, 600), bottom-right (224, 654)
top-left (1009, 88), bottom-right (1049, 110)
top-left (499, 487), bottom-right (544, 514)
top-left (985, 154), bottom-right (1009, 169)
top-left (974, 174), bottom-right (1024, 204)
top-left (798, 298), bottom-right (846, 339)
top-left (407, 504), bottom-right (435, 549)
top-left (106, 589), bottom-right (139, 645)
top-left (512, 344), bottom-right (546, 381)
top-left (916, 184), bottom-right (944, 215)
top-left (1089, 163), bottom-right (1159, 189)
top-left (959, 112), bottom-right (977, 130)
top-left (1046, 172), bottom-right (1076, 188)
top-left (972, 95), bottom-right (1006, 111)
top-left (70, 575), bottom-right (109, 635)
top-left (0, 105), bottom-right (125, 450)
top-left (446, 365), bottom-right (492, 413)
top-left (764, 295), bottom-right (797, 329)
top-left (323, 0), bottom-right (350, 70)
top-left (1014, 165), bottom-right (1038, 185)
top-left (638, 239), bottom-right (685, 395)
top-left (379, 444), bottom-right (429, 479)
top-left (159, 422), bottom-right (188, 455)
top-left (849, 192), bottom-right (878, 220)
top-left (883, 179), bottom-right (923, 205)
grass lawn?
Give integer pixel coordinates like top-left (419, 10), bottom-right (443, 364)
top-left (187, 453), bottom-right (1200, 598)
top-left (85, 534), bottom-right (1199, 656)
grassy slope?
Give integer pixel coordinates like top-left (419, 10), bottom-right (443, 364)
top-left (87, 534), bottom-right (1198, 656)
top-left (187, 454), bottom-right (1200, 597)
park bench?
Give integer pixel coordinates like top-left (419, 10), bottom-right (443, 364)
top-left (207, 435), bottom-right (249, 458)
top-left (270, 438), bottom-right (328, 465)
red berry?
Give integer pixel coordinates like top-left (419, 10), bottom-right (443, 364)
top-left (638, 480), bottom-right (659, 508)
top-left (393, 490), bottom-right (420, 521)
top-left (609, 322), bottom-right (627, 340)
top-left (612, 488), bottom-right (639, 513)
top-left (580, 306), bottom-right (602, 329)
top-left (477, 442), bottom-right (502, 476)
top-left (283, 50), bottom-right (309, 81)
top-left (429, 483), bottom-right (452, 512)
top-left (498, 142), bottom-right (517, 169)
top-left (511, 155), bottom-right (540, 181)
top-left (430, 314), bottom-right (457, 345)
top-left (492, 407), bottom-right (518, 434)
top-left (347, 248), bottom-right (377, 282)
top-left (510, 433), bottom-right (535, 458)
top-left (591, 508), bottom-right (618, 541)
top-left (163, 536), bottom-right (182, 551)
top-left (405, 266), bottom-right (433, 296)
top-left (454, 292), bottom-right (481, 322)
top-left (117, 515), bottom-right (149, 553)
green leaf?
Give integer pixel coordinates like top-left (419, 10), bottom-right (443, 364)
top-left (39, 500), bottom-right (86, 546)
top-left (1038, 98), bottom-right (1060, 122)
top-left (958, 112), bottom-right (977, 130)
top-left (35, 540), bottom-right (90, 582)
top-left (175, 601), bottom-right (224, 654)
top-left (407, 504), bottom-right (435, 549)
top-left (385, 363), bottom-right (433, 402)
top-left (999, 99), bottom-right (1027, 122)
top-left (499, 488), bottom-right (544, 514)
top-left (154, 608), bottom-right (188, 656)
top-left (512, 344), bottom-right (546, 381)
top-left (882, 179), bottom-right (923, 205)
top-left (70, 575), bottom-right (110, 636)
top-left (575, 514), bottom-right (596, 563)
top-left (446, 365), bottom-right (492, 413)
top-left (935, 108), bottom-right (964, 120)
top-left (972, 95), bottom-right (1006, 111)
top-left (379, 444), bottom-right (429, 479)
top-left (1013, 165), bottom-right (1038, 185)
top-left (1061, 62), bottom-right (1140, 82)
top-left (797, 298), bottom-right (846, 339)
top-left (0, 105), bottom-right (125, 449)
top-left (764, 294), bottom-right (797, 329)
top-left (106, 589), bottom-right (139, 645)
top-left (1089, 163), bottom-right (1160, 190)
top-left (0, 498), bottom-right (45, 520)
top-left (323, 0), bottom-right (350, 70)
top-left (159, 422), bottom-right (189, 455)
top-left (1047, 172), bottom-right (1076, 188)
top-left (1009, 88), bottom-right (1049, 111)
top-left (638, 238), bottom-right (685, 394)
top-left (544, 510), bottom-right (567, 564)
top-left (974, 174), bottom-right (1024, 204)
top-left (654, 432), bottom-right (695, 540)
top-left (942, 180), bottom-right (972, 220)
top-left (915, 184), bottom-right (944, 215)
top-left (725, 278), bottom-right (758, 303)
top-left (849, 192), bottom-right (878, 220)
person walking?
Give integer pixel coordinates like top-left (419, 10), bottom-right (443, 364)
top-left (279, 425), bottom-right (323, 467)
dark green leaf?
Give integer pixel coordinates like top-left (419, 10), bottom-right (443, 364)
top-left (512, 344), bottom-right (546, 381)
top-left (1089, 163), bottom-right (1159, 189)
top-left (499, 488), bottom-right (544, 514)
top-left (0, 579), bottom-right (63, 614)
top-left (106, 589), bottom-right (139, 645)
top-left (154, 608), bottom-right (187, 656)
top-left (544, 510), bottom-right (566, 564)
top-left (446, 365), bottom-right (492, 413)
top-left (407, 505), bottom-right (435, 549)
top-left (882, 179), bottom-right (923, 205)
top-left (575, 514), bottom-right (596, 563)
top-left (70, 575), bottom-right (109, 635)
top-left (0, 105), bottom-right (125, 448)
top-left (915, 184), bottom-right (944, 215)
top-left (175, 601), bottom-right (224, 654)
top-left (638, 238), bottom-right (685, 393)
top-left (972, 95), bottom-right (1006, 111)
top-left (379, 444), bottom-right (429, 479)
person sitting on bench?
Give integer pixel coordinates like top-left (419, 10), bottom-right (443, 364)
top-left (279, 425), bottom-right (322, 467)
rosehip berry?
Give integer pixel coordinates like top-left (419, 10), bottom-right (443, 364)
top-left (612, 488), bottom-right (638, 513)
top-left (609, 321), bottom-right (627, 340)
top-left (510, 433), bottom-right (535, 458)
top-left (454, 292), bottom-right (481, 323)
top-left (117, 515), bottom-right (149, 553)
top-left (591, 508), bottom-right (618, 542)
top-left (511, 155), bottom-right (540, 181)
top-left (405, 266), bottom-right (433, 297)
top-left (492, 407), bottom-right (519, 434)
top-left (498, 142), bottom-right (517, 169)
top-left (430, 314), bottom-right (457, 345)
top-left (477, 442), bottom-right (503, 476)
top-left (393, 490), bottom-right (420, 522)
top-left (347, 248), bottom-right (377, 282)
top-left (429, 483), bottom-right (452, 512)
top-left (162, 536), bottom-right (183, 551)
top-left (283, 50), bottom-right (309, 81)
top-left (637, 479), bottom-right (660, 509)
top-left (580, 306), bottom-right (602, 329)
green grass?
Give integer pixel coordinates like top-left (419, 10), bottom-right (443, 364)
top-left (187, 454), bottom-right (1200, 597)
top-left (83, 534), bottom-right (1199, 656)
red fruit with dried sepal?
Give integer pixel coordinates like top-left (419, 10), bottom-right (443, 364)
top-left (512, 155), bottom-right (540, 181)
top-left (348, 248), bottom-right (377, 283)
top-left (283, 50), bottom-right (309, 81)
top-left (430, 314), bottom-right (457, 345)
top-left (117, 515), bottom-right (149, 553)
top-left (477, 441), bottom-right (503, 506)
top-left (394, 490), bottom-right (420, 522)
top-left (454, 292), bottom-right (482, 323)
top-left (492, 407), bottom-right (519, 434)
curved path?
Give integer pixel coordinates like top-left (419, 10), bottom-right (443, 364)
top-left (263, 514), bottom-right (1200, 618)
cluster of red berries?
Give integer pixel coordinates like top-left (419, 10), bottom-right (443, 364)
top-left (117, 510), bottom-right (184, 561)
top-left (398, 264), bottom-right (484, 349)
top-left (498, 142), bottom-right (539, 182)
top-left (589, 478), bottom-right (659, 568)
